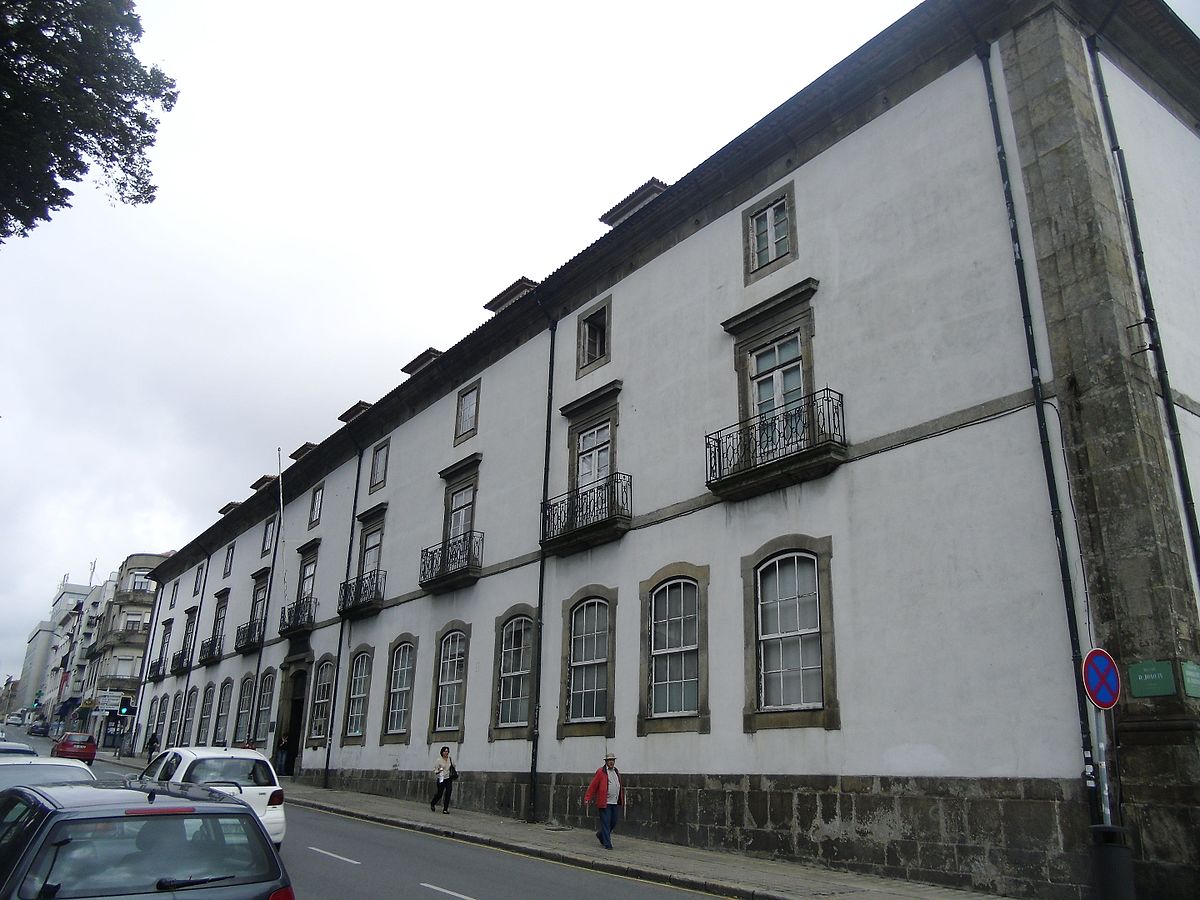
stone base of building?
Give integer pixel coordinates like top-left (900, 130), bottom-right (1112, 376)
top-left (297, 767), bottom-right (1131, 897)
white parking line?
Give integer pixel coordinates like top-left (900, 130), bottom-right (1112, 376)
top-left (307, 846), bottom-right (361, 865)
top-left (420, 884), bottom-right (476, 900)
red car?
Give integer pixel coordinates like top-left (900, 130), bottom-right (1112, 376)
top-left (50, 732), bottom-right (97, 765)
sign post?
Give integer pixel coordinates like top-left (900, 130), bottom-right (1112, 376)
top-left (1082, 647), bottom-right (1120, 825)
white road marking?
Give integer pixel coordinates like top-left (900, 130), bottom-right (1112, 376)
top-left (307, 846), bottom-right (361, 865)
top-left (420, 883), bottom-right (476, 900)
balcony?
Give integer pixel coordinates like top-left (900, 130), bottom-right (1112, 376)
top-left (99, 623), bottom-right (150, 652)
top-left (279, 597), bottom-right (317, 636)
top-left (170, 647), bottom-right (191, 674)
top-left (540, 473), bottom-right (633, 557)
top-left (338, 570), bottom-right (386, 619)
top-left (96, 674), bottom-right (140, 694)
top-left (234, 619), bottom-right (265, 654)
top-left (147, 657), bottom-right (165, 682)
top-left (198, 635), bottom-right (224, 665)
top-left (419, 532), bottom-right (484, 594)
top-left (705, 388), bottom-right (847, 501)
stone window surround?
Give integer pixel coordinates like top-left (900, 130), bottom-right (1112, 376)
top-left (427, 620), bottom-right (472, 746)
top-left (355, 503), bottom-right (387, 577)
top-left (254, 667), bottom-right (276, 744)
top-left (489, 603), bottom-right (537, 742)
top-left (295, 540), bottom-right (319, 602)
top-left (637, 562), bottom-right (711, 736)
top-left (369, 439), bottom-right (390, 493)
top-left (181, 686), bottom-right (199, 747)
top-left (576, 295), bottom-right (612, 379)
top-left (741, 533), bottom-right (840, 733)
top-left (195, 682), bottom-right (215, 746)
top-left (192, 563), bottom-right (204, 596)
top-left (442, 468), bottom-right (480, 543)
top-left (741, 181), bottom-right (798, 286)
top-left (340, 645), bottom-right (374, 746)
top-left (233, 674), bottom-right (255, 744)
top-left (454, 378), bottom-right (482, 446)
top-left (306, 653), bottom-right (336, 750)
top-left (213, 677), bottom-right (235, 746)
top-left (169, 581), bottom-right (179, 609)
top-left (308, 482), bottom-right (324, 529)
top-left (557, 584), bottom-right (618, 740)
top-left (223, 543), bottom-right (235, 578)
top-left (723, 277), bottom-right (819, 424)
top-left (561, 380), bottom-right (622, 495)
top-left (379, 633), bottom-right (419, 746)
top-left (261, 517), bottom-right (275, 557)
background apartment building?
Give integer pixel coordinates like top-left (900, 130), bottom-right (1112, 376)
top-left (136, 1), bottom-right (1200, 896)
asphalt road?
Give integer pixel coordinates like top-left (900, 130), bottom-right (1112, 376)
top-left (281, 805), bottom-right (709, 900)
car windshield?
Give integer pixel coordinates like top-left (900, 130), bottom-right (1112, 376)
top-left (184, 758), bottom-right (275, 787)
top-left (60, 735), bottom-right (91, 743)
top-left (17, 813), bottom-right (279, 899)
top-left (0, 766), bottom-right (94, 791)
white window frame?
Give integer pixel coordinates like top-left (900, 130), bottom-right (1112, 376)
top-left (650, 579), bottom-right (700, 717)
top-left (255, 673), bottom-right (274, 743)
top-left (757, 552), bottom-right (822, 710)
top-left (196, 685), bottom-right (214, 746)
top-left (261, 517), bottom-right (275, 556)
top-left (233, 676), bottom-right (254, 743)
top-left (498, 617), bottom-right (532, 727)
top-left (308, 484), bottom-right (324, 527)
top-left (369, 440), bottom-right (389, 491)
top-left (455, 383), bottom-right (479, 440)
top-left (223, 543), bottom-right (235, 577)
top-left (213, 682), bottom-right (233, 745)
top-left (568, 599), bottom-right (608, 722)
top-left (310, 661), bottom-right (333, 739)
top-left (345, 653), bottom-right (370, 737)
top-left (167, 691), bottom-right (183, 747)
top-left (751, 198), bottom-right (790, 270)
top-left (435, 632), bottom-right (466, 731)
top-left (180, 688), bottom-right (198, 746)
top-left (386, 643), bottom-right (415, 734)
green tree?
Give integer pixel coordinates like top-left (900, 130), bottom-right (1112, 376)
top-left (0, 0), bottom-right (177, 242)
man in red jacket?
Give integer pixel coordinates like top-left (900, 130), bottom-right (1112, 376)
top-left (584, 752), bottom-right (624, 850)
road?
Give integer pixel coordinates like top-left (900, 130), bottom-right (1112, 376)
top-left (14, 732), bottom-right (707, 899)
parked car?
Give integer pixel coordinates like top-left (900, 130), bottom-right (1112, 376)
top-left (26, 722), bottom-right (48, 737)
top-left (3, 715), bottom-right (21, 727)
top-left (0, 757), bottom-right (95, 790)
top-left (50, 732), bottom-right (97, 765)
top-left (0, 743), bottom-right (36, 757)
top-left (0, 729), bottom-right (6, 741)
top-left (0, 781), bottom-right (294, 899)
top-left (135, 747), bottom-right (286, 847)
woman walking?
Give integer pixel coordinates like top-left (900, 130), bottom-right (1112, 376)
top-left (430, 746), bottom-right (455, 814)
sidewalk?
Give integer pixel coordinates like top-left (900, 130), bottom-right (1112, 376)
top-left (275, 776), bottom-right (995, 900)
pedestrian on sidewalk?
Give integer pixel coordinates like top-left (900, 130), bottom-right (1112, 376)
top-left (430, 746), bottom-right (456, 814)
top-left (584, 752), bottom-right (624, 850)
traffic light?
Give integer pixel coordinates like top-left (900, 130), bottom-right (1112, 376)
top-left (118, 696), bottom-right (133, 716)
top-left (31, 698), bottom-right (40, 709)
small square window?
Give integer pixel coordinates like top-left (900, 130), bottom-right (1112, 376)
top-left (369, 441), bottom-right (389, 492)
top-left (454, 381), bottom-right (480, 445)
top-left (308, 484), bottom-right (324, 528)
top-left (575, 296), bottom-right (612, 378)
top-left (742, 183), bottom-right (798, 285)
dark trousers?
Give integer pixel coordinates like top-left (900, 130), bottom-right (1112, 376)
top-left (431, 778), bottom-right (453, 811)
top-left (597, 804), bottom-right (620, 849)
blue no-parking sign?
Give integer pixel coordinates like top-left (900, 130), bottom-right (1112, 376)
top-left (1083, 647), bottom-right (1120, 710)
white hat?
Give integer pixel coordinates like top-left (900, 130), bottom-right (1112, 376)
top-left (603, 752), bottom-right (617, 760)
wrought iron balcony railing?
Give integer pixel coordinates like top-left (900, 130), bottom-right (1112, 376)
top-left (280, 597), bottom-right (317, 635)
top-left (338, 570), bottom-right (386, 618)
top-left (540, 472), bottom-right (632, 556)
top-left (147, 657), bottom-right (166, 681)
top-left (705, 388), bottom-right (847, 500)
top-left (234, 619), bottom-right (265, 653)
top-left (419, 531), bottom-right (484, 593)
top-left (198, 635), bottom-right (224, 665)
top-left (170, 646), bottom-right (191, 674)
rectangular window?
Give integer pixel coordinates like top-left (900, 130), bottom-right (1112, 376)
top-left (650, 580), bottom-right (699, 715)
top-left (250, 580), bottom-right (268, 623)
top-left (298, 556), bottom-right (317, 600)
top-left (310, 662), bottom-right (333, 740)
top-left (213, 683), bottom-right (232, 745)
top-left (169, 581), bottom-right (179, 610)
top-left (196, 687), bottom-right (214, 746)
top-left (369, 441), bottom-right (389, 491)
top-left (387, 644), bottom-right (415, 733)
top-left (255, 674), bottom-right (274, 743)
top-left (447, 485), bottom-right (474, 539)
top-left (575, 296), bottom-right (612, 377)
top-left (360, 525), bottom-right (383, 575)
top-left (182, 610), bottom-right (197, 651)
top-left (742, 184), bottom-right (798, 284)
top-left (223, 543), bottom-right (235, 578)
top-left (436, 633), bottom-right (466, 731)
top-left (261, 518), bottom-right (275, 556)
top-left (193, 564), bottom-right (204, 596)
top-left (576, 422), bottom-right (611, 488)
top-left (752, 199), bottom-right (789, 269)
top-left (345, 653), bottom-right (370, 737)
top-left (233, 678), bottom-right (254, 743)
top-left (454, 381), bottom-right (480, 443)
top-left (308, 484), bottom-right (324, 528)
top-left (498, 617), bottom-right (532, 726)
top-left (211, 602), bottom-right (226, 638)
top-left (158, 624), bottom-right (171, 661)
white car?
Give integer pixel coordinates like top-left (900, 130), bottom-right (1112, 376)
top-left (136, 746), bottom-right (286, 846)
top-left (0, 756), bottom-right (95, 790)
top-left (4, 714), bottom-right (22, 727)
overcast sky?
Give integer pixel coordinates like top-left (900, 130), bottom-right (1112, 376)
top-left (2, 0), bottom-right (1198, 684)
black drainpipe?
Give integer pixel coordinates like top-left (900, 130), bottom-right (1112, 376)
top-left (1086, 28), bottom-right (1200, 587)
top-left (325, 442), bottom-right (365, 787)
top-left (966, 28), bottom-right (1102, 827)
top-left (528, 300), bottom-right (558, 822)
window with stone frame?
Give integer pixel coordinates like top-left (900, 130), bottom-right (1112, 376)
top-left (167, 691), bottom-right (183, 747)
top-left (146, 697), bottom-right (159, 741)
top-left (454, 379), bottom-right (481, 444)
top-left (557, 585), bottom-right (617, 739)
top-left (212, 680), bottom-right (233, 745)
top-left (380, 636), bottom-right (416, 744)
top-left (223, 543), bottom-right (235, 578)
top-left (637, 563), bottom-right (711, 736)
top-left (297, 551), bottom-right (317, 602)
top-left (575, 295), bottom-right (612, 378)
top-left (195, 684), bottom-right (215, 746)
top-left (308, 658), bottom-right (334, 744)
top-left (490, 605), bottom-right (536, 741)
top-left (255, 671), bottom-right (275, 743)
top-left (308, 483), bottom-right (324, 528)
top-left (741, 182), bottom-right (798, 285)
top-left (359, 520), bottom-right (384, 577)
top-left (154, 696), bottom-right (169, 747)
top-left (427, 621), bottom-right (470, 745)
top-left (342, 648), bottom-right (373, 744)
top-left (261, 517), bottom-right (275, 557)
top-left (369, 439), bottom-right (390, 492)
top-left (211, 598), bottom-right (227, 640)
top-left (169, 581), bottom-right (179, 609)
top-left (232, 675), bottom-right (254, 744)
top-left (741, 534), bottom-right (839, 733)
top-left (192, 563), bottom-right (204, 596)
top-left (180, 687), bottom-right (198, 746)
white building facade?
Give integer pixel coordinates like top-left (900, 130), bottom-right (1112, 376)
top-left (137, 2), bottom-right (1200, 896)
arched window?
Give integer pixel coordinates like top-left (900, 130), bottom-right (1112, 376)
top-left (310, 661), bottom-right (333, 739)
top-left (180, 687), bottom-right (199, 746)
top-left (756, 552), bottom-right (821, 709)
top-left (195, 685), bottom-right (215, 746)
top-left (435, 632), bottom-right (466, 731)
top-left (213, 681), bottom-right (233, 745)
top-left (255, 673), bottom-right (275, 743)
top-left (167, 691), bottom-right (183, 747)
top-left (154, 695), bottom-right (169, 747)
top-left (650, 579), bottom-right (699, 716)
top-left (569, 599), bottom-right (607, 721)
top-left (386, 644), bottom-right (414, 734)
top-left (233, 676), bottom-right (255, 743)
top-left (345, 653), bottom-right (370, 737)
top-left (146, 696), bottom-right (159, 741)
top-left (498, 617), bottom-right (532, 726)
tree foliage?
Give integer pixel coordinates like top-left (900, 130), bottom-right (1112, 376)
top-left (0, 0), bottom-right (177, 242)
